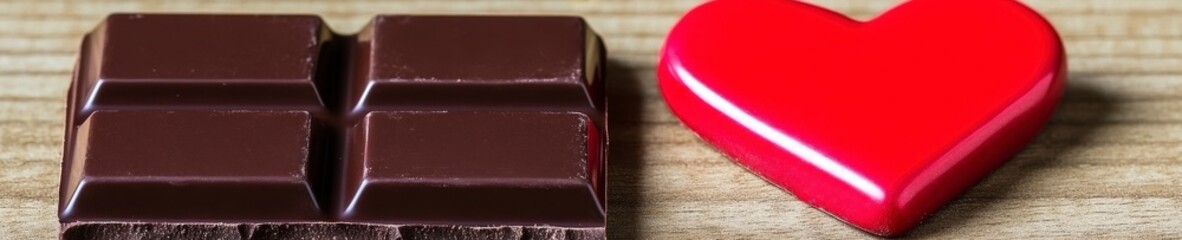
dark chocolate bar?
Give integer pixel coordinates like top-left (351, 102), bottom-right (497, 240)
top-left (61, 14), bottom-right (606, 239)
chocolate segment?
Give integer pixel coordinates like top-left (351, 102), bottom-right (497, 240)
top-left (61, 110), bottom-right (322, 221)
top-left (346, 16), bottom-right (605, 121)
top-left (76, 14), bottom-right (334, 120)
top-left (340, 111), bottom-right (604, 226)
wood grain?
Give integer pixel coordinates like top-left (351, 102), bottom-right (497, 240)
top-left (2, 0), bottom-right (1182, 239)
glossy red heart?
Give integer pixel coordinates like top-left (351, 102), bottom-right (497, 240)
top-left (658, 0), bottom-right (1065, 236)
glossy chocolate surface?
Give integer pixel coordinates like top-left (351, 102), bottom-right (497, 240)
top-left (60, 13), bottom-right (606, 239)
top-left (340, 111), bottom-right (603, 226)
top-left (347, 16), bottom-right (605, 121)
top-left (76, 14), bottom-right (333, 119)
top-left (63, 110), bottom-right (322, 221)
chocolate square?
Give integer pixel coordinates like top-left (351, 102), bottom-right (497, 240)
top-left (345, 16), bottom-right (605, 120)
top-left (61, 110), bottom-right (322, 221)
top-left (340, 111), bottom-right (604, 226)
top-left (77, 14), bottom-right (334, 116)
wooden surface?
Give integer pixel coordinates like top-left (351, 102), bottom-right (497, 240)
top-left (3, 0), bottom-right (1182, 239)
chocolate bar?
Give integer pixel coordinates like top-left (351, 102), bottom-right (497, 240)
top-left (61, 14), bottom-right (606, 239)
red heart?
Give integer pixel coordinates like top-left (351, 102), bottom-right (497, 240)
top-left (658, 0), bottom-right (1065, 236)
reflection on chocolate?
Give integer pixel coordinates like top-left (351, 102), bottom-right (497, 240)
top-left (73, 14), bottom-right (334, 120)
top-left (346, 16), bottom-right (605, 121)
top-left (340, 111), bottom-right (603, 226)
top-left (61, 13), bottom-right (607, 239)
top-left (63, 110), bottom-right (323, 221)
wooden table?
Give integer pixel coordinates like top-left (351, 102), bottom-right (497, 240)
top-left (3, 0), bottom-right (1181, 238)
